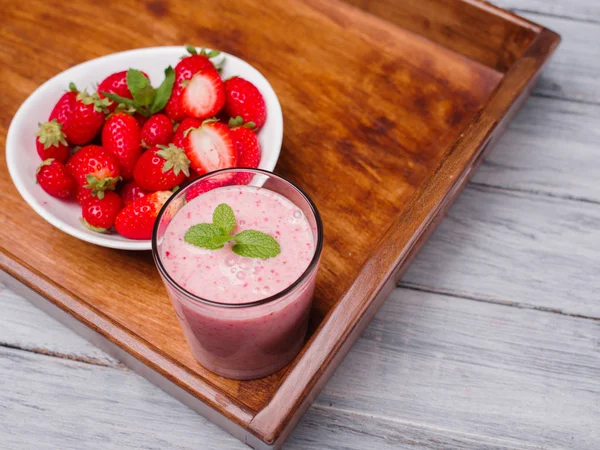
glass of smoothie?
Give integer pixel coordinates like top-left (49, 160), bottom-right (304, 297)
top-left (152, 168), bottom-right (323, 380)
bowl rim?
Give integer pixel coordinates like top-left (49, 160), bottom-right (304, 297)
top-left (5, 46), bottom-right (283, 251)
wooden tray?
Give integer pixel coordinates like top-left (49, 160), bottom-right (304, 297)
top-left (0, 0), bottom-right (559, 448)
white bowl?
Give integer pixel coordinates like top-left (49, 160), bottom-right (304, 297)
top-left (6, 46), bottom-right (283, 251)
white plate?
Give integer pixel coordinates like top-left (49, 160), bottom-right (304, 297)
top-left (6, 46), bottom-right (283, 251)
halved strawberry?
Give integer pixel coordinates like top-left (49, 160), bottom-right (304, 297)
top-left (172, 117), bottom-right (202, 148)
top-left (115, 191), bottom-right (172, 240)
top-left (183, 120), bottom-right (237, 175)
top-left (175, 46), bottom-right (219, 86)
top-left (181, 70), bottom-right (225, 119)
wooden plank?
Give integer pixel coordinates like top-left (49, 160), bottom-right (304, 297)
top-left (473, 95), bottom-right (600, 203)
top-left (317, 288), bottom-right (600, 450)
top-left (0, 283), bottom-right (120, 367)
top-left (402, 185), bottom-right (600, 317)
top-left (520, 13), bottom-right (600, 103)
top-left (0, 345), bottom-right (246, 450)
top-left (0, 345), bottom-right (532, 450)
top-left (1, 286), bottom-right (598, 449)
top-left (493, 0), bottom-right (600, 23)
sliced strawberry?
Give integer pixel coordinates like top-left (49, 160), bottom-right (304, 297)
top-left (183, 120), bottom-right (237, 176)
top-left (172, 117), bottom-right (202, 148)
top-left (115, 191), bottom-right (172, 240)
top-left (181, 70), bottom-right (225, 119)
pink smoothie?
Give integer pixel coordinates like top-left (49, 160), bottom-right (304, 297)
top-left (158, 184), bottom-right (319, 379)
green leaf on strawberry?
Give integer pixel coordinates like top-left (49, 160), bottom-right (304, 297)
top-left (101, 66), bottom-right (175, 117)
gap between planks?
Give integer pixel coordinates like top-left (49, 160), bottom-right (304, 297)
top-left (511, 8), bottom-right (600, 26)
top-left (397, 283), bottom-right (600, 323)
top-left (468, 182), bottom-right (600, 207)
top-left (0, 340), bottom-right (124, 369)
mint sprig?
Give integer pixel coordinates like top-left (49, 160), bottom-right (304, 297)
top-left (184, 203), bottom-right (280, 259)
top-left (102, 67), bottom-right (175, 117)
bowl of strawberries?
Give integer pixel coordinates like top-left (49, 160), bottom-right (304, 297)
top-left (6, 45), bottom-right (283, 251)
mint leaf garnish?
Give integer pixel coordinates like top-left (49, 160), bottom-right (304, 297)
top-left (150, 66), bottom-right (175, 114)
top-left (184, 223), bottom-right (229, 250)
top-left (213, 203), bottom-right (236, 234)
top-left (183, 203), bottom-right (281, 259)
top-left (127, 69), bottom-right (152, 102)
top-left (232, 230), bottom-right (281, 259)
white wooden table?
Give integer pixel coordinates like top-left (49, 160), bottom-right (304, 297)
top-left (2, 1), bottom-right (599, 448)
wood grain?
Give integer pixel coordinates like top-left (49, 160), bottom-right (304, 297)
top-left (402, 185), bottom-right (600, 317)
top-left (2, 286), bottom-right (599, 449)
top-left (340, 0), bottom-right (539, 71)
top-left (474, 96), bottom-right (600, 203)
top-left (494, 0), bottom-right (600, 23)
top-left (516, 13), bottom-right (600, 103)
top-left (0, 0), bottom-right (559, 447)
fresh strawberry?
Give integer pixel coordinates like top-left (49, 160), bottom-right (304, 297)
top-left (81, 191), bottom-right (122, 232)
top-left (133, 144), bottom-right (190, 191)
top-left (101, 112), bottom-right (142, 180)
top-left (223, 77), bottom-right (266, 130)
top-left (175, 46), bottom-right (218, 87)
top-left (172, 117), bottom-right (202, 148)
top-left (185, 175), bottom-right (229, 201)
top-left (229, 120), bottom-right (261, 184)
top-left (181, 70), bottom-right (225, 119)
top-left (97, 70), bottom-right (150, 112)
top-left (49, 84), bottom-right (78, 126)
top-left (183, 120), bottom-right (237, 175)
top-left (133, 112), bottom-right (148, 129)
top-left (66, 145), bottom-right (121, 198)
top-left (63, 90), bottom-right (110, 145)
top-left (141, 114), bottom-right (173, 148)
top-left (35, 120), bottom-right (70, 162)
top-left (164, 87), bottom-right (186, 122)
top-left (75, 186), bottom-right (95, 205)
top-left (36, 159), bottom-right (76, 199)
top-left (119, 180), bottom-right (149, 207)
top-left (115, 191), bottom-right (172, 240)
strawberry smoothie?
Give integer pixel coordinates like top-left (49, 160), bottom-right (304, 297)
top-left (155, 178), bottom-right (322, 380)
